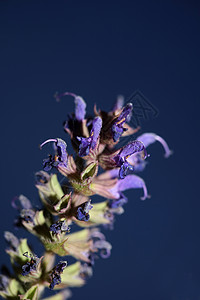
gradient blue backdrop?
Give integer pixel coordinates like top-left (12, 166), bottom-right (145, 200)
top-left (0, 1), bottom-right (200, 299)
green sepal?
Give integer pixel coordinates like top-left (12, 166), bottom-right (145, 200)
top-left (53, 193), bottom-right (72, 214)
top-left (22, 210), bottom-right (51, 239)
top-left (19, 284), bottom-right (39, 300)
top-left (37, 173), bottom-right (72, 215)
top-left (37, 173), bottom-right (64, 200)
top-left (80, 162), bottom-right (98, 182)
top-left (42, 238), bottom-right (68, 257)
top-left (0, 278), bottom-right (24, 299)
top-left (60, 262), bottom-right (85, 287)
top-left (42, 252), bottom-right (56, 273)
top-left (69, 162), bottom-right (98, 196)
top-left (74, 201), bottom-right (110, 227)
top-left (6, 238), bottom-right (32, 266)
top-left (42, 229), bottom-right (92, 262)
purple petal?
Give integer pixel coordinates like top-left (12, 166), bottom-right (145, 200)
top-left (90, 117), bottom-right (102, 149)
top-left (118, 140), bottom-right (147, 160)
top-left (137, 133), bottom-right (173, 158)
top-left (119, 161), bottom-right (134, 179)
top-left (40, 138), bottom-right (68, 169)
top-left (109, 174), bottom-right (150, 200)
top-left (77, 117), bottom-right (102, 156)
top-left (54, 91), bottom-right (86, 121)
top-left (112, 95), bottom-right (124, 111)
top-left (111, 103), bottom-right (133, 142)
top-left (117, 174), bottom-right (151, 200)
top-left (74, 96), bottom-right (86, 121)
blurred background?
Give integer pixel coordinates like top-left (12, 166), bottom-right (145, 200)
top-left (0, 1), bottom-right (199, 299)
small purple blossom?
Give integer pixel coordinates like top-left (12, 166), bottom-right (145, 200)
top-left (0, 275), bottom-right (9, 291)
top-left (12, 195), bottom-right (32, 210)
top-left (93, 240), bottom-right (112, 259)
top-left (21, 252), bottom-right (39, 276)
top-left (50, 220), bottom-right (70, 235)
top-left (77, 200), bottom-right (93, 221)
top-left (35, 171), bottom-right (49, 185)
top-left (114, 140), bottom-right (147, 179)
top-left (4, 232), bottom-right (19, 251)
top-left (55, 91), bottom-right (86, 121)
top-left (80, 263), bottom-right (93, 278)
top-left (49, 261), bottom-right (67, 290)
top-left (77, 117), bottom-right (102, 157)
top-left (40, 138), bottom-right (68, 171)
top-left (20, 209), bottom-right (35, 223)
top-left (111, 103), bottom-right (133, 142)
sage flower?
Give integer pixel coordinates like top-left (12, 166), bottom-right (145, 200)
top-left (0, 90), bottom-right (171, 299)
top-left (77, 116), bottom-right (102, 157)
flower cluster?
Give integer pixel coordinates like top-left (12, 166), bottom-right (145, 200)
top-left (0, 92), bottom-right (172, 300)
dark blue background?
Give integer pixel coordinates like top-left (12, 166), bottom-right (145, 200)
top-left (0, 1), bottom-right (200, 299)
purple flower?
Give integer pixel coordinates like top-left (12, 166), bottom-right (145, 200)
top-left (55, 91), bottom-right (86, 121)
top-left (0, 275), bottom-right (9, 291)
top-left (21, 252), bottom-right (39, 276)
top-left (40, 138), bottom-right (68, 171)
top-left (49, 261), bottom-right (67, 290)
top-left (12, 195), bottom-right (32, 210)
top-left (77, 117), bottom-right (102, 157)
top-left (111, 103), bottom-right (133, 142)
top-left (114, 140), bottom-right (147, 179)
top-left (108, 193), bottom-right (128, 209)
top-left (4, 232), bottom-right (19, 251)
top-left (77, 200), bottom-right (93, 221)
top-left (50, 220), bottom-right (69, 235)
top-left (35, 171), bottom-right (49, 185)
top-left (137, 132), bottom-right (173, 158)
top-left (89, 229), bottom-right (112, 262)
top-left (12, 195), bottom-right (35, 226)
top-left (20, 209), bottom-right (35, 224)
top-left (110, 174), bottom-right (150, 201)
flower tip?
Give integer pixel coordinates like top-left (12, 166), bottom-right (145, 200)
top-left (40, 138), bottom-right (57, 149)
top-left (164, 149), bottom-right (173, 158)
top-left (140, 194), bottom-right (151, 201)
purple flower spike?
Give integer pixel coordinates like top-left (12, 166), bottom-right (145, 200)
top-left (137, 133), bottom-right (173, 158)
top-left (77, 200), bottom-right (93, 221)
top-left (114, 140), bottom-right (147, 179)
top-left (40, 138), bottom-right (68, 171)
top-left (111, 103), bottom-right (133, 142)
top-left (55, 91), bottom-right (86, 121)
top-left (77, 117), bottom-right (102, 157)
top-left (49, 261), bottom-right (67, 290)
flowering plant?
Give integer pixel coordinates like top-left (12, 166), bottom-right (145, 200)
top-left (0, 92), bottom-right (172, 300)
